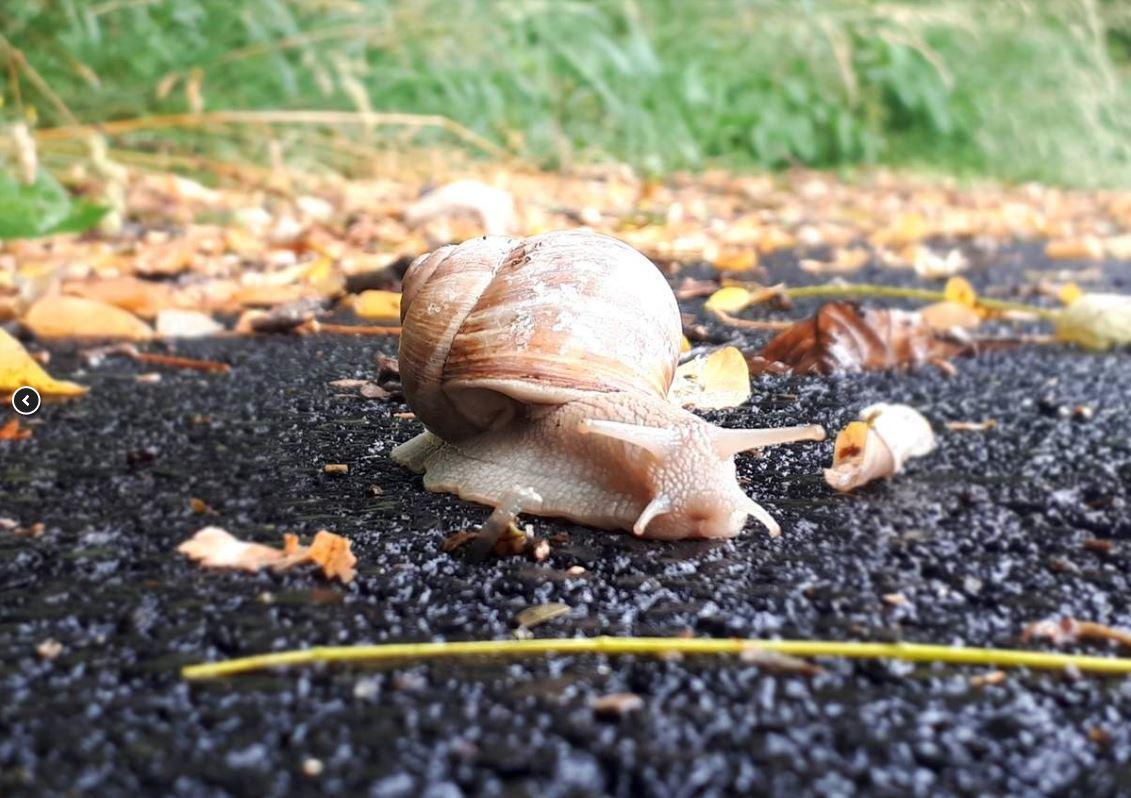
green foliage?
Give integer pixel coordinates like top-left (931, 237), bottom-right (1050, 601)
top-left (2, 0), bottom-right (1130, 185)
top-left (0, 171), bottom-right (107, 240)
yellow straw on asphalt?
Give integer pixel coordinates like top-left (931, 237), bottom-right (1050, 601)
top-left (181, 636), bottom-right (1131, 680)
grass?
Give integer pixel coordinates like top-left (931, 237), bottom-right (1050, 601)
top-left (1, 0), bottom-right (1130, 186)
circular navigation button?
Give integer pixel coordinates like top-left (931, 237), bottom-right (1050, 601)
top-left (11, 386), bottom-right (41, 416)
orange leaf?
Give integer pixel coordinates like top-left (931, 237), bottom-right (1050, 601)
top-left (23, 296), bottom-right (154, 341)
top-left (63, 277), bottom-right (180, 319)
top-left (0, 417), bottom-right (31, 441)
top-left (713, 249), bottom-right (759, 272)
top-left (306, 530), bottom-right (357, 584)
top-left (1045, 237), bottom-right (1104, 261)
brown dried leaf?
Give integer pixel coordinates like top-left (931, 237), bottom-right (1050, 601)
top-left (753, 302), bottom-right (965, 375)
top-left (1022, 617), bottom-right (1131, 648)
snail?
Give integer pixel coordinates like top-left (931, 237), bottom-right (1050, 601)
top-left (391, 230), bottom-right (825, 540)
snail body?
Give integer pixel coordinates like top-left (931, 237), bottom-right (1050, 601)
top-left (392, 230), bottom-right (824, 540)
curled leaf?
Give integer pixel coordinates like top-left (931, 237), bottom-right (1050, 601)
top-left (1054, 293), bottom-right (1131, 350)
top-left (825, 403), bottom-right (936, 492)
top-left (752, 302), bottom-right (965, 375)
top-left (668, 346), bottom-right (751, 409)
top-left (404, 180), bottom-right (516, 236)
top-left (177, 526), bottom-right (288, 573)
top-left (0, 328), bottom-right (87, 396)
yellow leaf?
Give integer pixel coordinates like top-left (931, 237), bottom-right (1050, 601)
top-left (0, 328), bottom-right (87, 396)
top-left (1058, 282), bottom-right (1083, 305)
top-left (944, 276), bottom-right (977, 308)
top-left (352, 290), bottom-right (402, 321)
top-left (714, 249), bottom-right (759, 272)
top-left (668, 346), bottom-right (751, 410)
top-left (23, 296), bottom-right (153, 340)
top-left (1054, 293), bottom-right (1131, 350)
top-left (303, 257), bottom-right (345, 298)
top-left (703, 286), bottom-right (752, 314)
top-left (680, 335), bottom-right (691, 353)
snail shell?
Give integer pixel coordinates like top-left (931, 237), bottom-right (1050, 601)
top-left (398, 230), bottom-right (681, 440)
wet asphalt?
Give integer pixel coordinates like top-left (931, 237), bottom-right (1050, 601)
top-left (2, 242), bottom-right (1131, 797)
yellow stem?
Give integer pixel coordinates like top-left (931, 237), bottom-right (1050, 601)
top-left (182, 636), bottom-right (1131, 680)
top-left (784, 283), bottom-right (1060, 321)
top-left (35, 110), bottom-right (512, 161)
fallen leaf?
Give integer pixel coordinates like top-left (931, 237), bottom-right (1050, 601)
top-left (305, 530), bottom-right (357, 583)
top-left (713, 249), bottom-right (759, 272)
top-left (946, 419), bottom-right (997, 432)
top-left (1023, 617), bottom-right (1131, 648)
top-left (913, 247), bottom-right (968, 279)
top-left (0, 417), bottom-right (31, 441)
top-left (825, 403), bottom-right (936, 492)
top-left (515, 602), bottom-right (570, 630)
top-left (0, 328), bottom-right (87, 396)
top-left (1045, 236), bottom-right (1104, 261)
top-left (404, 180), bottom-right (516, 235)
top-left (351, 290), bottom-right (402, 321)
top-left (944, 276), bottom-right (978, 307)
top-left (1104, 234), bottom-right (1131, 260)
top-left (36, 639), bottom-right (63, 661)
top-left (969, 670), bottom-right (1006, 687)
top-left (703, 286), bottom-right (753, 314)
top-left (800, 247), bottom-right (869, 275)
top-left (23, 295), bottom-right (154, 340)
top-left (1054, 293), bottom-right (1131, 350)
top-left (920, 301), bottom-right (982, 331)
top-left (63, 276), bottom-right (180, 319)
top-left (668, 346), bottom-right (751, 409)
top-left (177, 526), bottom-right (356, 584)
top-left (177, 526), bottom-right (289, 573)
top-left (752, 302), bottom-right (965, 375)
top-left (155, 309), bottom-right (224, 338)
top-left (591, 692), bottom-right (644, 718)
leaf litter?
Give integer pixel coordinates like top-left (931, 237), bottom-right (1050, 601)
top-left (177, 526), bottom-right (357, 584)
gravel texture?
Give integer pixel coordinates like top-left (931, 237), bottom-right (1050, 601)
top-left (2, 243), bottom-right (1130, 797)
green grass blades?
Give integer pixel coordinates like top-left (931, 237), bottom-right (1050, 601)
top-left (3, 0), bottom-right (1130, 185)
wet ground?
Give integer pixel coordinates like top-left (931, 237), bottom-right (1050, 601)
top-left (2, 243), bottom-right (1131, 797)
